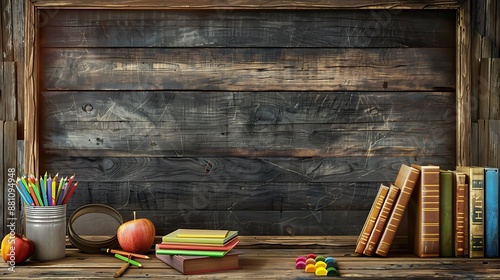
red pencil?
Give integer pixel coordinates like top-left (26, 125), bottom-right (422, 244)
top-left (62, 181), bottom-right (78, 205)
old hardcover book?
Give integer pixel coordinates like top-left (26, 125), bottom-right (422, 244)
top-left (484, 167), bottom-right (499, 257)
top-left (363, 184), bottom-right (399, 256)
top-left (439, 170), bottom-right (453, 257)
top-left (155, 245), bottom-right (241, 275)
top-left (452, 171), bottom-right (467, 257)
top-left (457, 166), bottom-right (485, 258)
top-left (375, 164), bottom-right (420, 257)
top-left (355, 184), bottom-right (390, 255)
top-left (408, 164), bottom-right (440, 257)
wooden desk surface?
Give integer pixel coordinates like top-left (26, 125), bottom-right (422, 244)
top-left (1, 236), bottom-right (499, 279)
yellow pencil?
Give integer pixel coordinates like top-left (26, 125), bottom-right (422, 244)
top-left (52, 173), bottom-right (58, 206)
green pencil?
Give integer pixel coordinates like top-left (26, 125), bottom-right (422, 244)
top-left (114, 254), bottom-right (142, 267)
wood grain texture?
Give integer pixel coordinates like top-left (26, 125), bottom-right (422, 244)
top-left (38, 90), bottom-right (456, 157)
top-left (39, 10), bottom-right (456, 48)
top-left (24, 0), bottom-right (39, 175)
top-left (40, 47), bottom-right (455, 92)
top-left (30, 0), bottom-right (462, 9)
top-left (2, 246), bottom-right (500, 279)
top-left (33, 7), bottom-right (458, 236)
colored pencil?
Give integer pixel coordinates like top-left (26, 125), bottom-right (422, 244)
top-left (52, 173), bottom-right (58, 206)
top-left (62, 182), bottom-right (78, 205)
top-left (47, 175), bottom-right (52, 206)
top-left (16, 178), bottom-right (34, 205)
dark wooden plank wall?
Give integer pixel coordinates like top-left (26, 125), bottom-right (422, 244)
top-left (38, 9), bottom-right (456, 235)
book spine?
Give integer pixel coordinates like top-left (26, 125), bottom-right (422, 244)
top-left (484, 167), bottom-right (499, 257)
top-left (375, 165), bottom-right (420, 257)
top-left (439, 170), bottom-right (453, 257)
top-left (453, 172), bottom-right (467, 257)
top-left (355, 184), bottom-right (390, 255)
top-left (410, 165), bottom-right (440, 258)
top-left (458, 166), bottom-right (485, 258)
top-left (363, 184), bottom-right (399, 256)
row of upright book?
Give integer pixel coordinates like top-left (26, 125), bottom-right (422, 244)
top-left (355, 164), bottom-right (499, 258)
top-left (155, 228), bottom-right (241, 274)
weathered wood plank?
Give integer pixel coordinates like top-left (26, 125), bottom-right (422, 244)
top-left (40, 156), bottom-right (455, 184)
top-left (3, 247), bottom-right (500, 279)
top-left (23, 0), bottom-right (38, 175)
top-left (68, 209), bottom-right (373, 235)
top-left (1, 0), bottom-right (13, 62)
top-left (30, 0), bottom-right (462, 10)
top-left (39, 121), bottom-right (456, 157)
top-left (0, 121), bottom-right (4, 237)
top-left (39, 9), bottom-right (456, 48)
top-left (2, 62), bottom-right (16, 121)
top-left (12, 0), bottom-right (24, 61)
top-left (1, 121), bottom-right (17, 238)
top-left (65, 181), bottom-right (391, 212)
top-left (40, 91), bottom-right (456, 123)
top-left (40, 48), bottom-right (456, 91)
top-left (490, 59), bottom-right (500, 119)
top-left (456, 0), bottom-right (472, 166)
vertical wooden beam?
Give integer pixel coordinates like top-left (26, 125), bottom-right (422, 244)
top-left (0, 121), bottom-right (4, 237)
top-left (457, 0), bottom-right (472, 167)
top-left (24, 0), bottom-right (38, 175)
top-left (1, 121), bottom-right (18, 237)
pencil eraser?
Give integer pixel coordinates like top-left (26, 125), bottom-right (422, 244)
top-left (315, 255), bottom-right (325, 262)
top-left (306, 253), bottom-right (317, 259)
top-left (295, 261), bottom-right (306, 269)
top-left (296, 256), bottom-right (306, 263)
top-left (305, 264), bottom-right (316, 273)
top-left (325, 257), bottom-right (336, 268)
top-left (305, 258), bottom-right (316, 265)
top-left (315, 267), bottom-right (328, 276)
top-left (315, 261), bottom-right (327, 269)
top-left (327, 267), bottom-right (339, 276)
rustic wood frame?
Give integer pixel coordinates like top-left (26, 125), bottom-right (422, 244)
top-left (23, 0), bottom-right (470, 175)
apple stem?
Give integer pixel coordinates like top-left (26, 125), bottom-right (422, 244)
top-left (133, 211), bottom-right (136, 220)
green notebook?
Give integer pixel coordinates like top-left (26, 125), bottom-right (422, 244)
top-left (155, 248), bottom-right (229, 257)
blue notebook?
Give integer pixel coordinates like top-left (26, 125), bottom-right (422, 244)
top-left (485, 167), bottom-right (499, 258)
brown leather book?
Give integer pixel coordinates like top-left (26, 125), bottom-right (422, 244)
top-left (452, 171), bottom-right (467, 257)
top-left (456, 166), bottom-right (485, 258)
top-left (363, 184), bottom-right (399, 256)
top-left (408, 164), bottom-right (440, 257)
top-left (375, 164), bottom-right (420, 257)
top-left (355, 184), bottom-right (390, 255)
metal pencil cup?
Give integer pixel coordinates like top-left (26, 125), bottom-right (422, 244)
top-left (25, 204), bottom-right (67, 261)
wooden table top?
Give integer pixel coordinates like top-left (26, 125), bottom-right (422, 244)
top-left (1, 236), bottom-right (499, 279)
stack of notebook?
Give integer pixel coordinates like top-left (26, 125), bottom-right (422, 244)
top-left (155, 229), bottom-right (241, 275)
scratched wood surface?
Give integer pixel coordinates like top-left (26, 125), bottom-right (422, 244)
top-left (1, 236), bottom-right (500, 279)
top-left (37, 9), bottom-right (457, 235)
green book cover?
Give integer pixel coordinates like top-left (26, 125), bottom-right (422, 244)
top-left (155, 248), bottom-right (229, 257)
top-left (439, 170), bottom-right (453, 257)
top-left (162, 230), bottom-right (238, 245)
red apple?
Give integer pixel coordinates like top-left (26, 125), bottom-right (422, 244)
top-left (1, 233), bottom-right (35, 264)
top-left (117, 216), bottom-right (156, 254)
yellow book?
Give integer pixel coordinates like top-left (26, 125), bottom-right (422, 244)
top-left (175, 229), bottom-right (229, 239)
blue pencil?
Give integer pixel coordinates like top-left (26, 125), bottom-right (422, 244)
top-left (16, 178), bottom-right (34, 205)
top-left (47, 175), bottom-right (52, 206)
top-left (15, 184), bottom-right (32, 205)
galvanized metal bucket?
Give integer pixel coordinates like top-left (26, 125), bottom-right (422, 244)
top-left (25, 205), bottom-right (66, 261)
